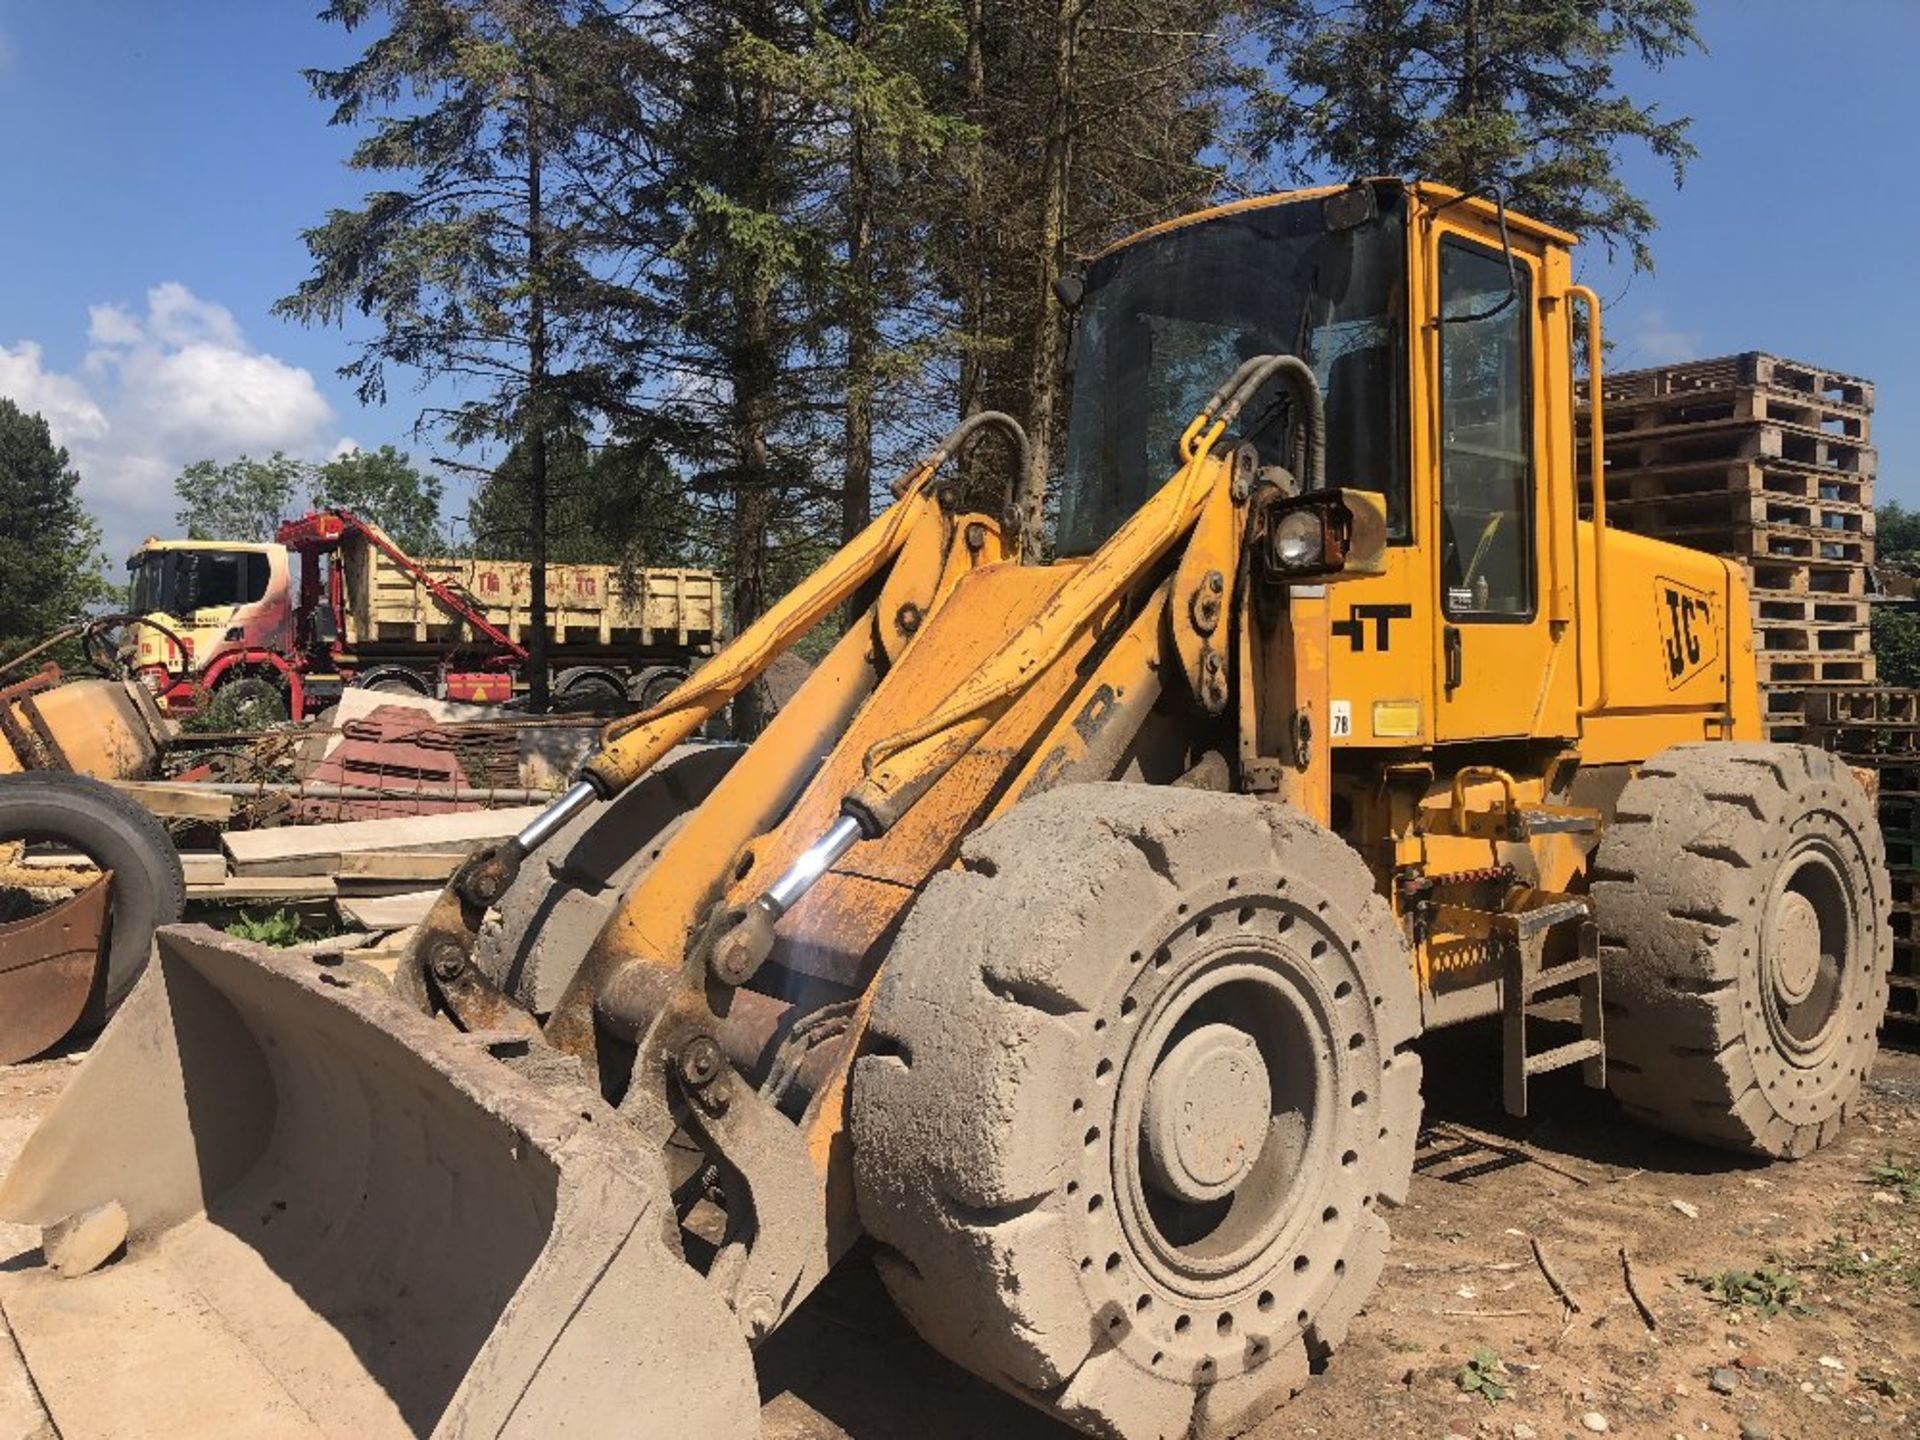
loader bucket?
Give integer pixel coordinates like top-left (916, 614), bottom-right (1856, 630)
top-left (0, 873), bottom-right (108, 1064)
top-left (0, 926), bottom-right (758, 1440)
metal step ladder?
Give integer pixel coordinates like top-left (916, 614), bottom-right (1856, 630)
top-left (1496, 898), bottom-right (1604, 1118)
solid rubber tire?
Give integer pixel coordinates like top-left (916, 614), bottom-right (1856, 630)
top-left (1590, 743), bottom-right (1890, 1159)
top-left (851, 784), bottom-right (1422, 1440)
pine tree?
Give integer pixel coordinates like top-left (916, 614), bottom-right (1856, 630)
top-left (0, 401), bottom-right (110, 653)
top-left (936, 0), bottom-right (1251, 511)
top-left (278, 0), bottom-right (638, 708)
top-left (1252, 0), bottom-right (1702, 272)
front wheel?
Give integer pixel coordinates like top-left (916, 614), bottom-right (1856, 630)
top-left (1591, 743), bottom-right (1891, 1159)
top-left (852, 784), bottom-right (1421, 1440)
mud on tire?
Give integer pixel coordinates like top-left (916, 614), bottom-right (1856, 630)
top-left (851, 784), bottom-right (1421, 1440)
top-left (1591, 743), bottom-right (1891, 1160)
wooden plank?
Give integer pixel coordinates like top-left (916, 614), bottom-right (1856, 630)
top-left (185, 876), bottom-right (338, 903)
top-left (336, 850), bottom-right (467, 882)
top-left (177, 853), bottom-right (228, 885)
top-left (106, 781), bottom-right (234, 823)
top-left (336, 891), bottom-right (438, 930)
top-left (222, 805), bottom-right (547, 877)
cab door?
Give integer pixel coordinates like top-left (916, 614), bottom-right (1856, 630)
top-left (1424, 225), bottom-right (1563, 741)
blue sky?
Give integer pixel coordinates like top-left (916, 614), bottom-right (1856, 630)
top-left (1, 1), bottom-right (1916, 562)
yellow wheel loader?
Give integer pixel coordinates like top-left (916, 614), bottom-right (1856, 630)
top-left (0, 179), bottom-right (1890, 1439)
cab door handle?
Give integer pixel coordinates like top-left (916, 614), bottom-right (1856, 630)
top-left (1444, 626), bottom-right (1463, 692)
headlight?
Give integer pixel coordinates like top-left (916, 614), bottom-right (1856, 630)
top-left (138, 669), bottom-right (166, 693)
top-left (1271, 509), bottom-right (1325, 569)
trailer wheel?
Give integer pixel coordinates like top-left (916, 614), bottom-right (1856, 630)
top-left (0, 773), bottom-right (184, 1023)
top-left (626, 665), bottom-right (687, 710)
top-left (353, 666), bottom-right (431, 696)
top-left (1591, 743), bottom-right (1890, 1159)
top-left (555, 667), bottom-right (627, 711)
top-left (853, 784), bottom-right (1421, 1440)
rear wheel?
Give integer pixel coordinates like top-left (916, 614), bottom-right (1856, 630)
top-left (852, 784), bottom-right (1421, 1439)
top-left (1591, 743), bottom-right (1890, 1159)
top-left (627, 665), bottom-right (687, 710)
top-left (353, 667), bottom-right (430, 696)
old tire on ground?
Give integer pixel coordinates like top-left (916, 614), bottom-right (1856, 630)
top-left (852, 784), bottom-right (1422, 1440)
top-left (1591, 743), bottom-right (1890, 1159)
top-left (0, 773), bottom-right (185, 1019)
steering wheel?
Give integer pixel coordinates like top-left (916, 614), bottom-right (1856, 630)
top-left (81, 614), bottom-right (190, 686)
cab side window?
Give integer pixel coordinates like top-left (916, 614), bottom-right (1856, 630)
top-left (1438, 241), bottom-right (1534, 619)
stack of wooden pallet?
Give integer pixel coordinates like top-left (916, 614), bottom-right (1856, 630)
top-left (1579, 351), bottom-right (1878, 740)
top-left (1801, 690), bottom-right (1920, 1030)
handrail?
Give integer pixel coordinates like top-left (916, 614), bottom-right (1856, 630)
top-left (1568, 285), bottom-right (1610, 713)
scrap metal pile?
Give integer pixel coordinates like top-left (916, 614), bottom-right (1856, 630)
top-left (0, 659), bottom-right (613, 1062)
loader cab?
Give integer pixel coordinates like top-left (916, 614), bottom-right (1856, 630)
top-left (1059, 179), bottom-right (1594, 749)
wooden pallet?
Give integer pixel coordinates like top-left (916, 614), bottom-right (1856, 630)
top-left (1743, 558), bottom-right (1869, 597)
top-left (1585, 457), bottom-right (1872, 509)
top-left (1583, 383), bottom-right (1872, 444)
top-left (1611, 519), bottom-right (1872, 567)
top-left (1756, 652), bottom-right (1875, 686)
top-left (1583, 419), bottom-right (1876, 477)
top-left (1585, 352), bottom-right (1875, 412)
top-left (1754, 623), bottom-right (1870, 657)
top-left (1751, 592), bottom-right (1871, 627)
top-left (1799, 687), bottom-right (1920, 727)
top-left (1596, 488), bottom-right (1871, 538)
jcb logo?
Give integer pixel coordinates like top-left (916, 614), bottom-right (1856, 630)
top-left (1657, 579), bottom-right (1718, 690)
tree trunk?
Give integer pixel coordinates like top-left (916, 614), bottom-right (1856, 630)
top-left (524, 82), bottom-right (551, 713)
top-left (957, 0), bottom-right (989, 418)
top-left (1020, 0), bottom-right (1084, 546)
top-left (729, 70), bottom-right (779, 740)
top-left (842, 0), bottom-right (876, 543)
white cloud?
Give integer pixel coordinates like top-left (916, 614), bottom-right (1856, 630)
top-left (1, 283), bottom-right (349, 555)
top-left (85, 304), bottom-right (142, 349)
top-left (0, 341), bottom-right (108, 444)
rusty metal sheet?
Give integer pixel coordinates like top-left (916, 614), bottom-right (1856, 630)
top-left (0, 874), bottom-right (109, 1063)
top-left (291, 704), bottom-right (483, 821)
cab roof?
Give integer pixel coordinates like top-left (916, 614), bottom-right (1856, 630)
top-left (129, 538), bottom-right (282, 562)
top-left (1094, 178), bottom-right (1578, 263)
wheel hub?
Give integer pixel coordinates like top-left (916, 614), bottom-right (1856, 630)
top-left (1768, 890), bottom-right (1822, 1004)
top-left (1141, 1022), bottom-right (1271, 1203)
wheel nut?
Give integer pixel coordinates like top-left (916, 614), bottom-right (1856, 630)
top-left (429, 941), bottom-right (466, 982)
top-left (680, 1035), bottom-right (724, 1087)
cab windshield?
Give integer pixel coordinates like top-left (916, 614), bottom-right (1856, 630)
top-left (128, 549), bottom-right (270, 614)
top-left (1056, 189), bottom-right (1408, 555)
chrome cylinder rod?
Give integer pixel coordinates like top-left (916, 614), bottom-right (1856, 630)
top-left (512, 779), bottom-right (599, 855)
top-left (763, 813), bottom-right (866, 915)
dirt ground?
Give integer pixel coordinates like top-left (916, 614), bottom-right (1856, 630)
top-left (0, 1022), bottom-right (1913, 1440)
